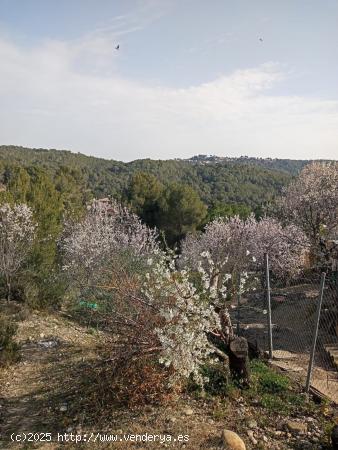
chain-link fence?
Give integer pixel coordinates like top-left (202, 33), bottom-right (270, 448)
top-left (311, 273), bottom-right (338, 402)
top-left (230, 256), bottom-right (338, 404)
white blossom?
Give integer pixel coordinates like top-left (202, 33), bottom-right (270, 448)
top-left (181, 214), bottom-right (308, 284)
top-left (141, 253), bottom-right (222, 386)
top-left (278, 161), bottom-right (338, 262)
top-left (60, 198), bottom-right (160, 286)
top-left (0, 203), bottom-right (36, 300)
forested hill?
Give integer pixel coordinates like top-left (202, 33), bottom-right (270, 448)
top-left (0, 145), bottom-right (310, 209)
top-left (184, 154), bottom-right (309, 175)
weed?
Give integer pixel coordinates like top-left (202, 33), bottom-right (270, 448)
top-left (260, 393), bottom-right (291, 414)
top-left (243, 359), bottom-right (319, 416)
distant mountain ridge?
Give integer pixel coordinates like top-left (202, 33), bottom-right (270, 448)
top-left (180, 154), bottom-right (314, 175)
top-left (0, 145), bottom-right (317, 210)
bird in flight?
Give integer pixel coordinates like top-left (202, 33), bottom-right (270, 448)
top-left (259, 37), bottom-right (263, 42)
top-left (115, 44), bottom-right (120, 50)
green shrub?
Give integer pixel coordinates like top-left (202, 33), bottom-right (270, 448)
top-left (18, 270), bottom-right (66, 310)
top-left (249, 360), bottom-right (288, 391)
top-left (252, 360), bottom-right (289, 394)
top-left (186, 361), bottom-right (230, 397)
top-left (247, 360), bottom-right (320, 416)
top-left (0, 317), bottom-right (20, 365)
top-left (202, 362), bottom-right (230, 396)
top-left (260, 393), bottom-right (292, 414)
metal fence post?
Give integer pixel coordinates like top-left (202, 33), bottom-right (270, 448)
top-left (305, 272), bottom-right (326, 394)
top-left (264, 253), bottom-right (273, 359)
top-left (237, 272), bottom-right (241, 335)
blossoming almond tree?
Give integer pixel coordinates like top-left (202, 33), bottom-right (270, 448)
top-left (60, 198), bottom-right (160, 289)
top-left (61, 200), bottom-right (236, 389)
top-left (181, 215), bottom-right (308, 286)
top-left (105, 253), bottom-right (232, 389)
top-left (249, 217), bottom-right (309, 278)
top-left (279, 162), bottom-right (338, 252)
top-left (144, 255), bottom-right (223, 386)
top-left (180, 215), bottom-right (254, 292)
top-left (0, 203), bottom-right (36, 301)
top-left (141, 252), bottom-right (252, 387)
top-left (178, 215), bottom-right (308, 383)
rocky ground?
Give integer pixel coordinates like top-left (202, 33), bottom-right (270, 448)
top-left (0, 299), bottom-right (337, 449)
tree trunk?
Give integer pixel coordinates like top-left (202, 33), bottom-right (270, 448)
top-left (212, 305), bottom-right (250, 386)
top-left (219, 306), bottom-right (234, 346)
top-left (6, 274), bottom-right (11, 302)
top-left (228, 336), bottom-right (250, 386)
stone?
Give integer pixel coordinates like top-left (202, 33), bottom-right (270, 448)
top-left (246, 419), bottom-right (257, 429)
top-left (246, 430), bottom-right (257, 445)
top-left (286, 421), bottom-right (307, 434)
top-left (222, 430), bottom-right (246, 450)
top-left (183, 407), bottom-right (194, 416)
top-left (305, 417), bottom-right (315, 423)
top-left (38, 340), bottom-right (58, 348)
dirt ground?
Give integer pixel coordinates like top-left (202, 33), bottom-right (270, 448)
top-left (0, 300), bottom-right (337, 450)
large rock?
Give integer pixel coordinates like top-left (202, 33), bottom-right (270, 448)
top-left (286, 420), bottom-right (307, 434)
top-left (222, 430), bottom-right (246, 450)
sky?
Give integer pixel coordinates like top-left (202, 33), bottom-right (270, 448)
top-left (0, 0), bottom-right (337, 161)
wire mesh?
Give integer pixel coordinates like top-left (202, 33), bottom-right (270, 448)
top-left (268, 273), bottom-right (319, 389)
top-left (230, 263), bottom-right (338, 403)
top-left (229, 271), bottom-right (270, 354)
top-left (312, 275), bottom-right (338, 402)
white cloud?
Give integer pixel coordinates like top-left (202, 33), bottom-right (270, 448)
top-left (0, 35), bottom-right (337, 161)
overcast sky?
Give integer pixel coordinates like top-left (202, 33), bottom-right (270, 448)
top-left (0, 0), bottom-right (337, 161)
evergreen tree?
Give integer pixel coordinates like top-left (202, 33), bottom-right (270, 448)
top-left (206, 202), bottom-right (252, 223)
top-left (160, 183), bottom-right (207, 245)
top-left (127, 172), bottom-right (164, 228)
top-left (54, 166), bottom-right (90, 219)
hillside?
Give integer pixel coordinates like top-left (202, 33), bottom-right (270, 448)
top-left (184, 154), bottom-right (310, 175)
top-left (0, 299), bottom-right (336, 450)
top-left (0, 146), bottom-right (310, 210)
